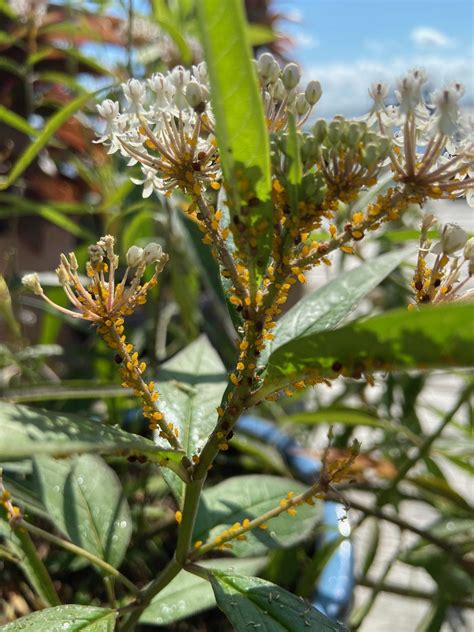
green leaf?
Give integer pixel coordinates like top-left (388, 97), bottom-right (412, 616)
top-left (0, 509), bottom-right (60, 607)
top-left (264, 303), bottom-right (474, 389)
top-left (194, 475), bottom-right (321, 557)
top-left (0, 605), bottom-right (116, 631)
top-left (0, 403), bottom-right (186, 477)
top-left (197, 0), bottom-right (271, 204)
top-left (211, 571), bottom-right (347, 631)
top-left (0, 106), bottom-right (38, 137)
top-left (33, 454), bottom-right (131, 568)
top-left (0, 90), bottom-right (99, 189)
top-left (157, 336), bottom-right (228, 499)
top-left (157, 336), bottom-right (227, 457)
top-left (260, 246), bottom-right (414, 365)
top-left (140, 557), bottom-right (266, 625)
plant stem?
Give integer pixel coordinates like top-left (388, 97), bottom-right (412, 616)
top-left (13, 525), bottom-right (61, 607)
top-left (119, 557), bottom-right (181, 631)
top-left (175, 479), bottom-right (205, 564)
top-left (20, 520), bottom-right (140, 597)
top-left (356, 576), bottom-right (474, 609)
top-left (333, 494), bottom-right (473, 575)
top-left (380, 386), bottom-right (471, 497)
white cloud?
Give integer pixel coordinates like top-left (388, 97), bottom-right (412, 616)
top-left (411, 27), bottom-right (453, 48)
top-left (303, 54), bottom-right (473, 119)
top-left (298, 33), bottom-right (319, 49)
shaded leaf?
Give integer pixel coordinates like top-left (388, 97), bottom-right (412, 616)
top-left (0, 403), bottom-right (186, 477)
top-left (0, 90), bottom-right (100, 189)
top-left (33, 454), bottom-right (131, 568)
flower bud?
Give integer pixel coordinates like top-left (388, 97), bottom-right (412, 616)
top-left (362, 143), bottom-right (379, 167)
top-left (282, 63), bottom-right (301, 90)
top-left (312, 119), bottom-right (327, 143)
top-left (432, 223), bottom-right (468, 255)
top-left (126, 245), bottom-right (144, 267)
top-left (305, 80), bottom-right (322, 106)
top-left (257, 53), bottom-right (279, 82)
top-left (347, 123), bottom-right (362, 148)
top-left (143, 242), bottom-right (163, 264)
top-left (185, 80), bottom-right (203, 108)
top-left (463, 237), bottom-right (474, 262)
top-left (295, 93), bottom-right (309, 116)
top-left (271, 78), bottom-right (286, 102)
top-left (22, 273), bottom-right (43, 295)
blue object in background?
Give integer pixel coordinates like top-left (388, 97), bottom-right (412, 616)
top-left (236, 415), bottom-right (354, 623)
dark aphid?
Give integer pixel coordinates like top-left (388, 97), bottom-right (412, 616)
top-left (114, 354), bottom-right (123, 364)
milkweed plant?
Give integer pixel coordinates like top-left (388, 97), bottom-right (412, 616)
top-left (2, 2), bottom-right (474, 631)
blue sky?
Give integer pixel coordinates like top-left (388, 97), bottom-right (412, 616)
top-left (275, 0), bottom-right (474, 116)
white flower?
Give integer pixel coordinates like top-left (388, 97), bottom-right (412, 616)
top-left (432, 82), bottom-right (465, 136)
top-left (431, 223), bottom-right (468, 255)
top-left (122, 79), bottom-right (146, 113)
top-left (368, 81), bottom-right (389, 110)
top-left (131, 167), bottom-right (160, 198)
top-left (394, 68), bottom-right (427, 115)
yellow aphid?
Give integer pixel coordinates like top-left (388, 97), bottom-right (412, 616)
top-left (175, 511), bottom-right (182, 524)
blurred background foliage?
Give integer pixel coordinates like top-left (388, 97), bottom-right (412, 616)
top-left (0, 1), bottom-right (472, 630)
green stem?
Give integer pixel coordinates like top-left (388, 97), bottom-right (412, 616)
top-left (119, 557), bottom-right (181, 631)
top-left (20, 520), bottom-right (139, 597)
top-left (13, 525), bottom-right (61, 607)
top-left (175, 478), bottom-right (205, 564)
top-left (379, 386), bottom-right (472, 501)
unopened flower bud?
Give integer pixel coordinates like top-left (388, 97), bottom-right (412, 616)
top-left (282, 63), bottom-right (301, 90)
top-left (271, 78), bottom-right (286, 102)
top-left (143, 242), bottom-right (163, 264)
top-left (463, 237), bottom-right (474, 262)
top-left (305, 80), bottom-right (322, 106)
top-left (432, 223), bottom-right (468, 255)
top-left (328, 120), bottom-right (342, 145)
top-left (22, 273), bottom-right (43, 295)
top-left (185, 81), bottom-right (203, 108)
top-left (126, 245), bottom-right (144, 267)
top-left (56, 265), bottom-right (69, 285)
top-left (347, 123), bottom-right (362, 148)
top-left (362, 143), bottom-right (379, 167)
top-left (295, 93), bottom-right (309, 116)
top-left (257, 53), bottom-right (280, 82)
top-left (312, 119), bottom-right (327, 143)
top-left (69, 252), bottom-right (78, 271)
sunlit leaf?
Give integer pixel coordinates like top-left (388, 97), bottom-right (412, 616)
top-left (0, 605), bottom-right (116, 631)
top-left (211, 571), bottom-right (346, 631)
top-left (194, 475), bottom-right (321, 557)
top-left (264, 304), bottom-right (474, 390)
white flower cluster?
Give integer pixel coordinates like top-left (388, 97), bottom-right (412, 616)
top-left (95, 63), bottom-right (219, 198)
top-left (367, 69), bottom-right (473, 205)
